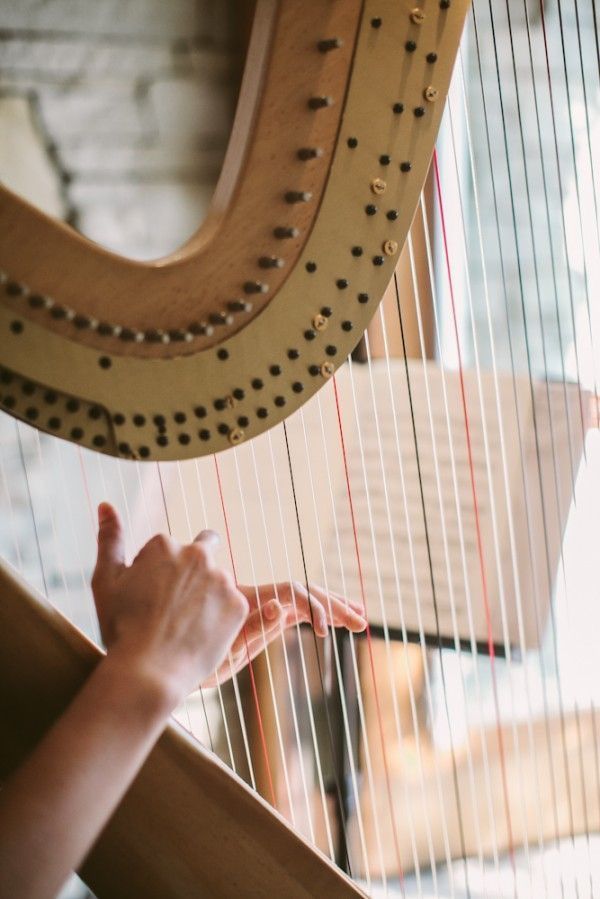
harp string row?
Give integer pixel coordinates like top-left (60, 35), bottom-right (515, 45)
top-left (413, 186), bottom-right (514, 882)
top-left (475, 2), bottom-right (588, 890)
top-left (442, 80), bottom-right (540, 887)
top-left (452, 33), bottom-right (557, 893)
top-left (295, 404), bottom-right (374, 881)
top-left (366, 310), bottom-right (453, 892)
top-left (326, 385), bottom-right (404, 879)
top-left (213, 455), bottom-right (277, 807)
top-left (433, 150), bottom-right (517, 876)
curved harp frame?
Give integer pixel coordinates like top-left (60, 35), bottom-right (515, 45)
top-left (0, 558), bottom-right (366, 898)
top-left (0, 0), bottom-right (469, 461)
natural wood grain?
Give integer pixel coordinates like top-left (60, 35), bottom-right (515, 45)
top-left (0, 0), bottom-right (472, 460)
top-left (0, 558), bottom-right (365, 898)
top-left (0, 0), bottom-right (362, 356)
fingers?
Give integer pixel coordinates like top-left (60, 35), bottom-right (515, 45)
top-left (204, 604), bottom-right (283, 687)
top-left (238, 583), bottom-right (325, 634)
top-left (236, 582), bottom-right (367, 636)
top-left (193, 528), bottom-right (220, 547)
top-left (328, 590), bottom-right (366, 617)
top-left (93, 503), bottom-right (126, 587)
top-left (306, 585), bottom-right (367, 632)
top-left (249, 583), bottom-right (365, 633)
top-left (230, 601), bottom-right (283, 655)
top-left (192, 529), bottom-right (221, 560)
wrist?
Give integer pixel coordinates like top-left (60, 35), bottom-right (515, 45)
top-left (98, 650), bottom-right (182, 724)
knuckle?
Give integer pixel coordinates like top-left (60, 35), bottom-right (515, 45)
top-left (231, 590), bottom-right (249, 619)
top-left (90, 568), bottom-right (102, 591)
top-left (184, 543), bottom-right (208, 565)
top-left (214, 569), bottom-right (233, 591)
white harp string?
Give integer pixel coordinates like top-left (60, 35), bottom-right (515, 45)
top-left (473, 9), bottom-right (586, 896)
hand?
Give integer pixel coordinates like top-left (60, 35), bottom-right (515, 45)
top-left (92, 503), bottom-right (249, 710)
top-left (203, 582), bottom-right (367, 688)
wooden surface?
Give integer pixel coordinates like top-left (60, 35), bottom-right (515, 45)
top-left (0, 0), bottom-right (362, 355)
top-left (0, 0), bottom-right (471, 460)
top-left (0, 557), bottom-right (365, 898)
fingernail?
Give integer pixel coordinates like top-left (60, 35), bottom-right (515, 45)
top-left (264, 600), bottom-right (281, 621)
top-left (98, 502), bottom-right (112, 525)
top-left (195, 529), bottom-right (221, 548)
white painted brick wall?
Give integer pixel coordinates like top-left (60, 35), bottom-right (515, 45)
top-left (0, 0), bottom-right (237, 259)
top-left (2, 0), bottom-right (231, 42)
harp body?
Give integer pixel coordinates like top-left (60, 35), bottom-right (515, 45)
top-left (1, 0), bottom-right (600, 897)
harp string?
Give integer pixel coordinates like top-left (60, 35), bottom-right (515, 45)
top-left (15, 423), bottom-right (48, 597)
top-left (444, 72), bottom-right (547, 891)
top-left (369, 305), bottom-right (454, 894)
top-left (449, 33), bottom-right (558, 893)
top-left (230, 447), bottom-right (298, 824)
top-left (197, 458), bottom-right (257, 789)
top-left (427, 128), bottom-right (528, 878)
top-left (390, 274), bottom-right (474, 895)
top-left (305, 394), bottom-right (384, 884)
top-left (191, 458), bottom-right (238, 770)
top-left (350, 327), bottom-right (451, 892)
top-left (517, 1), bottom-right (597, 882)
top-left (319, 364), bottom-right (420, 890)
top-left (571, 0), bottom-right (600, 438)
top-left (469, 6), bottom-right (571, 886)
top-left (433, 137), bottom-right (544, 888)
top-left (245, 439), bottom-right (319, 841)
top-left (472, 3), bottom-right (558, 888)
top-left (432, 150), bottom-right (516, 878)
top-left (293, 406), bottom-right (374, 877)
top-left (54, 442), bottom-right (99, 642)
top-left (263, 428), bottom-right (337, 859)
top-left (564, 0), bottom-right (600, 850)
top-left (538, 0), bottom-right (600, 883)
top-left (412, 188), bottom-right (511, 868)
top-left (331, 375), bottom-right (406, 884)
top-left (32, 430), bottom-right (84, 637)
top-left (540, 0), bottom-right (591, 450)
top-left (213, 454), bottom-right (278, 807)
top-left (484, 2), bottom-right (588, 884)
top-left (247, 435), bottom-right (339, 847)
top-left (160, 462), bottom-right (213, 744)
top-left (452, 3), bottom-right (596, 892)
top-left (355, 339), bottom-right (454, 894)
top-left (404, 213), bottom-right (505, 888)
top-left (282, 421), bottom-right (362, 870)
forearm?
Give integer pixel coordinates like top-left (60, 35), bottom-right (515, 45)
top-left (0, 654), bottom-right (174, 899)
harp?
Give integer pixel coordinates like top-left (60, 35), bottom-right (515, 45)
top-left (1, 0), bottom-right (600, 895)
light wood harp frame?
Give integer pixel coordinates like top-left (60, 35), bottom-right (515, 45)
top-left (0, 0), bottom-right (469, 461)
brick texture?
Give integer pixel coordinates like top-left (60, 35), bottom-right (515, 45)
top-left (0, 0), bottom-right (238, 258)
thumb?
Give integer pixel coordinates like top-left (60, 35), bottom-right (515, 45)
top-left (193, 529), bottom-right (221, 554)
top-left (194, 529), bottom-right (221, 549)
top-left (94, 502), bottom-right (126, 586)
